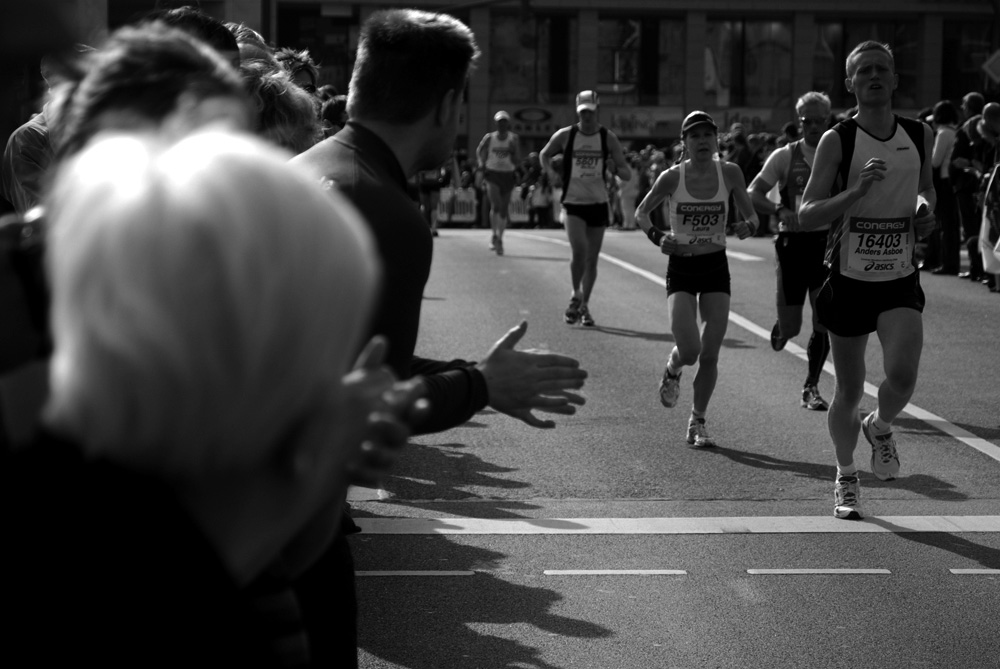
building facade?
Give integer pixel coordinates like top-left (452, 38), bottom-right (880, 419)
top-left (38, 0), bottom-right (1000, 155)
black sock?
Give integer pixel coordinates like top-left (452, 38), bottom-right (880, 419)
top-left (805, 331), bottom-right (830, 387)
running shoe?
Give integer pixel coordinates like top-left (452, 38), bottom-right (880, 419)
top-left (686, 418), bottom-right (717, 448)
top-left (564, 297), bottom-right (581, 324)
top-left (862, 411), bottom-right (900, 481)
top-left (495, 236), bottom-right (504, 256)
top-left (833, 474), bottom-right (864, 520)
top-left (801, 385), bottom-right (829, 411)
top-left (658, 368), bottom-right (681, 408)
top-left (578, 304), bottom-right (595, 327)
top-left (489, 233), bottom-right (497, 250)
top-left (770, 320), bottom-right (788, 351)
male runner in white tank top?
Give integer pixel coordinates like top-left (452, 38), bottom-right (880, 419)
top-left (539, 90), bottom-right (632, 327)
top-left (799, 41), bottom-right (936, 520)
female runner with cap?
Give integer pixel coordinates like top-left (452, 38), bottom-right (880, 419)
top-left (635, 111), bottom-right (759, 448)
top-left (477, 110), bottom-right (521, 255)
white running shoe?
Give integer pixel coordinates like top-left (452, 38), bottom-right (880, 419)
top-left (658, 368), bottom-right (681, 408)
top-left (686, 418), bottom-right (716, 448)
top-left (833, 474), bottom-right (864, 520)
top-left (862, 412), bottom-right (900, 481)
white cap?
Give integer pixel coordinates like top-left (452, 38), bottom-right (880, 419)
top-left (576, 90), bottom-right (599, 113)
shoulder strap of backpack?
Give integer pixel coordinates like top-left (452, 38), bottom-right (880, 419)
top-left (562, 125), bottom-right (578, 191)
top-left (832, 118), bottom-right (858, 193)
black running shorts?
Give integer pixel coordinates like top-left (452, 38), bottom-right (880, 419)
top-left (665, 250), bottom-right (731, 297)
top-left (774, 230), bottom-right (829, 307)
top-left (562, 202), bottom-right (610, 228)
top-left (816, 270), bottom-right (925, 337)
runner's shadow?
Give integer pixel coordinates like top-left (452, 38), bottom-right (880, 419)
top-left (865, 517), bottom-right (1000, 569)
top-left (500, 254), bottom-right (567, 262)
top-left (706, 445), bottom-right (969, 501)
top-left (354, 534), bottom-right (612, 669)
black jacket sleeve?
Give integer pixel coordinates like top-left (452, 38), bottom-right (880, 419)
top-left (408, 355), bottom-right (489, 435)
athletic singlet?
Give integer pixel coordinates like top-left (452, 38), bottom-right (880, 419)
top-left (563, 129), bottom-right (608, 204)
top-left (836, 121), bottom-right (921, 282)
top-left (669, 160), bottom-right (730, 248)
top-left (484, 132), bottom-right (517, 172)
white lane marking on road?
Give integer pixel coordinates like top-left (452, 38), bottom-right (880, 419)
top-left (949, 569), bottom-right (1000, 575)
top-left (544, 570), bottom-right (687, 575)
top-left (355, 515), bottom-right (1000, 535)
top-left (510, 231), bottom-right (1000, 464)
top-left (747, 569), bottom-right (890, 575)
top-left (356, 570), bottom-right (475, 577)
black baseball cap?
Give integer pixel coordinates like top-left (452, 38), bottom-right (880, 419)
top-left (680, 110), bottom-right (718, 136)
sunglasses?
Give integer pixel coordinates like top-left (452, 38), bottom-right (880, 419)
top-left (798, 116), bottom-right (828, 127)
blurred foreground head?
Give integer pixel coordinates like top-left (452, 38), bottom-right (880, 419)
top-left (50, 22), bottom-right (250, 159)
top-left (43, 130), bottom-right (379, 483)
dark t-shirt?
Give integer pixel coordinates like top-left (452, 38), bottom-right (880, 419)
top-left (2, 430), bottom-right (279, 667)
top-left (291, 122), bottom-right (488, 434)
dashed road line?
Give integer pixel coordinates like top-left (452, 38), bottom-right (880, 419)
top-left (544, 569), bottom-right (687, 575)
top-left (356, 570), bottom-right (475, 577)
top-left (948, 569), bottom-right (1000, 575)
top-left (747, 569), bottom-right (890, 575)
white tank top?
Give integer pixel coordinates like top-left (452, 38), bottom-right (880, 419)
top-left (837, 122), bottom-right (921, 281)
top-left (484, 132), bottom-right (517, 172)
top-left (563, 128), bottom-right (608, 204)
top-left (669, 160), bottom-right (730, 248)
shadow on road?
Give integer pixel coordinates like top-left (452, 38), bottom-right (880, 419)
top-left (355, 537), bottom-right (612, 669)
top-left (704, 444), bottom-right (969, 502)
top-left (580, 326), bottom-right (757, 351)
top-left (865, 517), bottom-right (1000, 569)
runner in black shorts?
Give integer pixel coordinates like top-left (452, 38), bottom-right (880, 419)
top-left (540, 90), bottom-right (632, 327)
top-left (749, 91), bottom-right (835, 411)
top-left (635, 110), bottom-right (758, 448)
top-left (799, 41), bottom-right (937, 520)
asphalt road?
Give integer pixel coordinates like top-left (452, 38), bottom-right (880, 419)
top-left (349, 228), bottom-right (1000, 669)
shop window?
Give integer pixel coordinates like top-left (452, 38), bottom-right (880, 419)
top-left (705, 19), bottom-right (792, 108)
top-left (942, 21), bottom-right (994, 103)
top-left (488, 13), bottom-right (575, 104)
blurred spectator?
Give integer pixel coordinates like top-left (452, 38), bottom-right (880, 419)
top-left (241, 59), bottom-right (323, 154)
top-left (1, 56), bottom-right (56, 214)
top-left (321, 94), bottom-right (349, 138)
top-left (275, 47), bottom-right (319, 96)
top-left (225, 21), bottom-right (277, 66)
top-left (4, 129), bottom-right (393, 666)
top-left (317, 84), bottom-right (339, 101)
top-left (141, 4), bottom-right (240, 67)
top-left (924, 99), bottom-right (961, 274)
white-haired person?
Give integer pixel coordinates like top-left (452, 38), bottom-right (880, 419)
top-left (3, 130), bottom-right (421, 665)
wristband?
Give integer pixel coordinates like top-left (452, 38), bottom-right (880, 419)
top-left (646, 227), bottom-right (665, 246)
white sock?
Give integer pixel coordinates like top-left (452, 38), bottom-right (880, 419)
top-left (837, 463), bottom-right (858, 478)
top-left (871, 410), bottom-right (891, 433)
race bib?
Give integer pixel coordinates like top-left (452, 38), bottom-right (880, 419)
top-left (572, 149), bottom-right (603, 180)
top-left (845, 216), bottom-right (911, 276)
top-left (675, 201), bottom-right (726, 246)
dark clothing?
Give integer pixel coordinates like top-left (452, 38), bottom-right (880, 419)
top-left (816, 271), bottom-right (925, 337)
top-left (290, 122), bottom-right (495, 667)
top-left (665, 250), bottom-right (732, 297)
top-left (1, 111), bottom-right (51, 214)
top-left (292, 122), bottom-right (489, 435)
top-left (3, 429), bottom-right (279, 667)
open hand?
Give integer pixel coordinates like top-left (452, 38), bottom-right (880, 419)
top-left (476, 321), bottom-right (587, 428)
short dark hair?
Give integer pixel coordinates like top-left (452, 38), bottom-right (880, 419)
top-left (142, 5), bottom-right (238, 58)
top-left (50, 22), bottom-right (248, 158)
top-left (932, 100), bottom-right (960, 126)
top-left (347, 9), bottom-right (479, 124)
